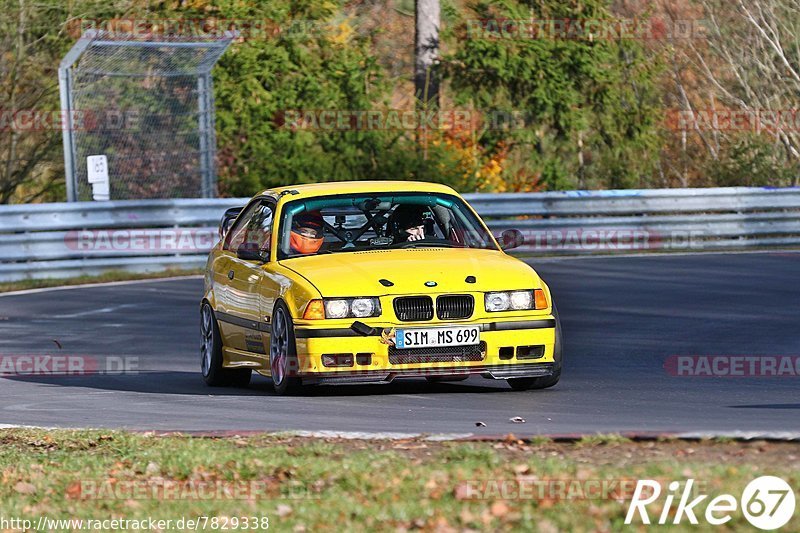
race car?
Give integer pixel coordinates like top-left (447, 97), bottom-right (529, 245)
top-left (201, 181), bottom-right (563, 394)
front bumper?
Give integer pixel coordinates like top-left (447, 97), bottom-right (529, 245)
top-left (289, 317), bottom-right (557, 381)
top-left (304, 363), bottom-right (555, 386)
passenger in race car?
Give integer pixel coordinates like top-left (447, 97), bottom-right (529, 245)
top-left (391, 204), bottom-right (428, 243)
top-left (289, 210), bottom-right (325, 255)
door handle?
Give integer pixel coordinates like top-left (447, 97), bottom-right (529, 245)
top-left (228, 270), bottom-right (234, 280)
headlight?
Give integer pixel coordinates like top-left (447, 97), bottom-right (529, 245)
top-left (324, 299), bottom-right (350, 319)
top-left (485, 291), bottom-right (511, 312)
top-left (485, 290), bottom-right (547, 312)
top-left (321, 297), bottom-right (382, 319)
top-left (510, 290), bottom-right (533, 310)
top-left (351, 298), bottom-right (377, 318)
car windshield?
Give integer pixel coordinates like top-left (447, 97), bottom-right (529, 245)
top-left (277, 192), bottom-right (498, 260)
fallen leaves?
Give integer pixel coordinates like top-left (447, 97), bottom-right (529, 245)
top-left (453, 482), bottom-right (472, 501)
top-left (64, 481), bottom-right (82, 499)
top-left (1, 468), bottom-right (14, 485)
top-left (392, 442), bottom-right (428, 450)
top-left (490, 500), bottom-right (509, 517)
top-left (512, 464), bottom-right (530, 475)
top-left (14, 481), bottom-right (36, 495)
top-left (0, 429), bottom-right (796, 533)
top-left (276, 503), bottom-right (292, 517)
top-left (124, 498), bottom-right (141, 509)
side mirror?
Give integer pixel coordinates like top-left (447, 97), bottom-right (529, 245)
top-left (236, 243), bottom-right (266, 262)
top-left (219, 206), bottom-right (244, 240)
top-left (499, 228), bottom-right (524, 251)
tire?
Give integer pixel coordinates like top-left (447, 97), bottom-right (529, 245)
top-left (201, 302), bottom-right (252, 387)
top-left (508, 304), bottom-right (563, 391)
top-left (269, 301), bottom-right (302, 395)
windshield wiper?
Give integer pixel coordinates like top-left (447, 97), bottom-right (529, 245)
top-left (399, 242), bottom-right (463, 249)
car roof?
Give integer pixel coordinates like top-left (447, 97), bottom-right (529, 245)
top-left (262, 180), bottom-right (458, 199)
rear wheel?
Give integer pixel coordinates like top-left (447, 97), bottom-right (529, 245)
top-left (269, 301), bottom-right (302, 395)
top-left (201, 303), bottom-right (251, 387)
top-left (508, 305), bottom-right (563, 391)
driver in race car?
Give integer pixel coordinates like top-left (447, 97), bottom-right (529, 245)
top-left (391, 204), bottom-right (428, 243)
top-left (290, 210), bottom-right (325, 255)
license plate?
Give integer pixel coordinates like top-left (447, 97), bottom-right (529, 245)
top-left (395, 326), bottom-right (480, 349)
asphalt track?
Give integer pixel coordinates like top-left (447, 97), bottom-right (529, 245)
top-left (1, 251), bottom-right (798, 437)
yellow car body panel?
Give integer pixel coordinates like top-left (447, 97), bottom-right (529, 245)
top-left (203, 181), bottom-right (561, 388)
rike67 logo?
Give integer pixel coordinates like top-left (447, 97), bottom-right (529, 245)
top-left (625, 476), bottom-right (795, 530)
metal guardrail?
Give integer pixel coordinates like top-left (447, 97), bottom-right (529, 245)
top-left (1, 187), bottom-right (799, 282)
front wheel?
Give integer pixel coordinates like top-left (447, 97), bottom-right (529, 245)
top-left (269, 301), bottom-right (302, 395)
top-left (201, 302), bottom-right (251, 387)
top-left (508, 304), bottom-right (563, 391)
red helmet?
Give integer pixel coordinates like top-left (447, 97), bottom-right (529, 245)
top-left (290, 211), bottom-right (324, 254)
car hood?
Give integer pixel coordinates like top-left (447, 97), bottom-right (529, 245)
top-left (278, 248), bottom-right (541, 297)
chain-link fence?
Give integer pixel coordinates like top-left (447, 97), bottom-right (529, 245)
top-left (59, 30), bottom-right (235, 201)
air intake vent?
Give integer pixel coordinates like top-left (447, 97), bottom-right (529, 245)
top-left (389, 342), bottom-right (486, 365)
top-left (393, 296), bottom-right (434, 321)
top-left (436, 295), bottom-right (474, 320)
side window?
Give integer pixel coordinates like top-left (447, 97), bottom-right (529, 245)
top-left (224, 202), bottom-right (258, 251)
top-left (248, 203), bottom-right (275, 252)
top-left (224, 201), bottom-right (275, 252)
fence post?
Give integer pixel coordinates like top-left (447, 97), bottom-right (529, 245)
top-left (58, 32), bottom-right (94, 202)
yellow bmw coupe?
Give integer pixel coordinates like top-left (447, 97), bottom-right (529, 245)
top-left (201, 181), bottom-right (562, 394)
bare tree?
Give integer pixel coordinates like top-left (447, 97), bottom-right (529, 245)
top-left (688, 0), bottom-right (800, 185)
top-left (414, 0), bottom-right (439, 109)
top-left (414, 0), bottom-right (439, 157)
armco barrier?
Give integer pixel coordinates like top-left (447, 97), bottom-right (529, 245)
top-left (0, 187), bottom-right (799, 282)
